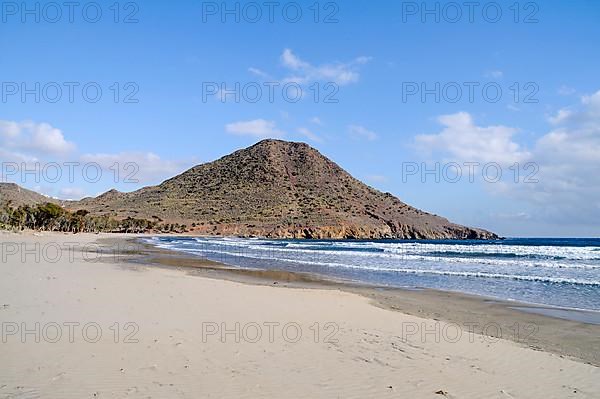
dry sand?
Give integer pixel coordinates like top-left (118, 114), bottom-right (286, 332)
top-left (1, 232), bottom-right (599, 398)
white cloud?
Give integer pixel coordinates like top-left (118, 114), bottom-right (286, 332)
top-left (225, 119), bottom-right (285, 138)
top-left (548, 108), bottom-right (573, 125)
top-left (484, 70), bottom-right (504, 79)
top-left (310, 117), bottom-right (323, 126)
top-left (0, 120), bottom-right (20, 138)
top-left (248, 49), bottom-right (370, 87)
top-left (348, 124), bottom-right (377, 141)
top-left (413, 91), bottom-right (600, 229)
top-left (281, 48), bottom-right (310, 71)
top-left (0, 119), bottom-right (196, 189)
top-left (558, 85), bottom-right (576, 96)
top-left (297, 127), bottom-right (323, 143)
top-left (80, 152), bottom-right (195, 185)
top-left (248, 67), bottom-right (271, 79)
top-left (0, 120), bottom-right (75, 155)
top-left (415, 112), bottom-right (530, 165)
top-left (548, 90), bottom-right (600, 128)
top-left (28, 122), bottom-right (76, 154)
top-left (280, 49), bottom-right (371, 86)
top-left (528, 91), bottom-right (600, 217)
top-left (0, 147), bottom-right (38, 164)
top-left (58, 187), bottom-right (88, 200)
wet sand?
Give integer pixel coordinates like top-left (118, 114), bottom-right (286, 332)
top-left (1, 232), bottom-right (599, 398)
top-left (122, 235), bottom-right (600, 366)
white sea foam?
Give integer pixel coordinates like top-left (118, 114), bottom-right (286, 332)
top-left (147, 237), bottom-right (600, 287)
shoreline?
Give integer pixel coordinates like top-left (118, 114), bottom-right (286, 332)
top-left (117, 235), bottom-right (600, 366)
top-left (138, 234), bottom-right (600, 312)
top-left (3, 231), bottom-right (599, 398)
top-left (134, 235), bottom-right (600, 315)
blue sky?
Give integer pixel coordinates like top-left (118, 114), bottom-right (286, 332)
top-left (1, 0), bottom-right (599, 237)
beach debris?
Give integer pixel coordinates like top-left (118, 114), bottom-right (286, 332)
top-left (435, 390), bottom-right (448, 396)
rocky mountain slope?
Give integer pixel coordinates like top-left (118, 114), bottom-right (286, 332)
top-left (68, 139), bottom-right (497, 239)
top-left (0, 183), bottom-right (59, 207)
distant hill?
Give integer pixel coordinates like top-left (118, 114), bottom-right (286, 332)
top-left (67, 139), bottom-right (497, 239)
top-left (0, 183), bottom-right (59, 207)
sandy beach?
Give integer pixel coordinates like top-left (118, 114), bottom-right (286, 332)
top-left (1, 232), bottom-right (599, 398)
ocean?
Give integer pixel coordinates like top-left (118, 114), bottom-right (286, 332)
top-left (146, 236), bottom-right (600, 311)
